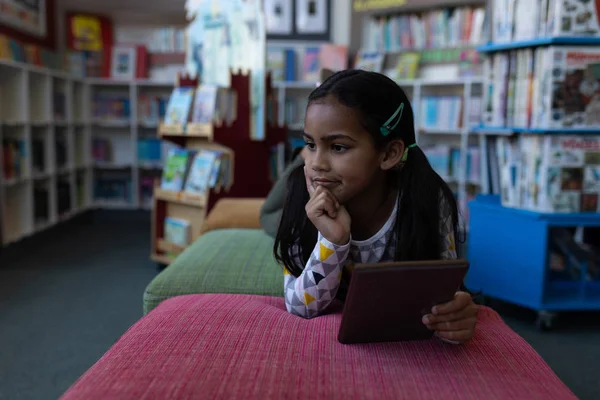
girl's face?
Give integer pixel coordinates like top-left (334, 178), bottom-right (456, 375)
top-left (303, 97), bottom-right (386, 204)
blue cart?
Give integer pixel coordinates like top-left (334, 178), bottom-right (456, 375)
top-left (466, 195), bottom-right (600, 330)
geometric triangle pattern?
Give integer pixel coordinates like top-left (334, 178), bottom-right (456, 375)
top-left (284, 196), bottom-right (457, 318)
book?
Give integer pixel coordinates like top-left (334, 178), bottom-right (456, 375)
top-left (364, 6), bottom-right (486, 52)
top-left (267, 48), bottom-right (286, 82)
top-left (318, 44), bottom-right (348, 73)
top-left (395, 52), bottom-right (421, 80)
top-left (496, 135), bottom-right (600, 213)
top-left (160, 147), bottom-right (191, 191)
top-left (493, 0), bottom-right (600, 42)
top-left (164, 217), bottom-right (192, 247)
top-left (184, 150), bottom-right (219, 194)
top-left (354, 51), bottom-right (384, 73)
top-left (191, 85), bottom-right (218, 124)
top-left (164, 87), bottom-right (195, 127)
top-left (302, 47), bottom-right (320, 82)
top-left (419, 96), bottom-right (463, 131)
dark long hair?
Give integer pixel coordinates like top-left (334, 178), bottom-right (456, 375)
top-left (274, 70), bottom-right (461, 277)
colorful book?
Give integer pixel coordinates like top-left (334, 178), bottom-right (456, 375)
top-left (184, 150), bottom-right (219, 194)
top-left (160, 147), bottom-right (190, 191)
top-left (302, 48), bottom-right (320, 82)
top-left (164, 217), bottom-right (192, 247)
top-left (318, 44), bottom-right (348, 72)
top-left (164, 87), bottom-right (195, 127)
top-left (191, 85), bottom-right (218, 124)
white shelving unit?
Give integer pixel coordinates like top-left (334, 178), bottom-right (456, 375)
top-left (89, 78), bottom-right (173, 210)
top-left (398, 77), bottom-right (483, 222)
top-left (273, 81), bottom-right (318, 128)
top-left (0, 59), bottom-right (92, 247)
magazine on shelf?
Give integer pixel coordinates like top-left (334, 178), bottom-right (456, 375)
top-left (537, 47), bottom-right (600, 129)
top-left (496, 135), bottom-right (600, 213)
top-left (492, 0), bottom-right (600, 42)
top-left (483, 46), bottom-right (600, 130)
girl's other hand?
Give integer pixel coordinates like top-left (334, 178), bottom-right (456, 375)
top-left (305, 167), bottom-right (351, 246)
top-left (422, 291), bottom-right (478, 344)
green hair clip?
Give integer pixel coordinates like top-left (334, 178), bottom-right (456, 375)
top-left (380, 102), bottom-right (404, 136)
top-left (401, 143), bottom-right (418, 162)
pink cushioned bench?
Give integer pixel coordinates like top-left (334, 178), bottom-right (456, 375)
top-left (61, 294), bottom-right (575, 400)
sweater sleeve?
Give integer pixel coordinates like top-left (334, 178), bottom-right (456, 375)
top-left (440, 215), bottom-right (457, 260)
top-left (439, 198), bottom-right (458, 260)
top-left (283, 233), bottom-right (350, 319)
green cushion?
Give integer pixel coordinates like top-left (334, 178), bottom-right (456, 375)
top-left (143, 229), bottom-right (283, 314)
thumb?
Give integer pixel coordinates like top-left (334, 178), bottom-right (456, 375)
top-left (304, 166), bottom-right (315, 196)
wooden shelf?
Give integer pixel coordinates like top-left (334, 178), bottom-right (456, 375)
top-left (154, 188), bottom-right (207, 208)
top-left (157, 238), bottom-right (186, 255)
top-left (151, 253), bottom-right (174, 265)
top-left (158, 122), bottom-right (214, 140)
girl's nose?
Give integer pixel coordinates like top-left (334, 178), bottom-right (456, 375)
top-left (311, 150), bottom-right (330, 172)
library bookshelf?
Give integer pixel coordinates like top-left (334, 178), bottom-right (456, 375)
top-left (349, 0), bottom-right (487, 230)
top-left (88, 78), bottom-right (174, 210)
top-left (0, 59), bottom-right (92, 247)
top-left (0, 57), bottom-right (177, 248)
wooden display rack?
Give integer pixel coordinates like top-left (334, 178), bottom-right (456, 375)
top-left (151, 76), bottom-right (235, 265)
top-left (151, 71), bottom-right (287, 265)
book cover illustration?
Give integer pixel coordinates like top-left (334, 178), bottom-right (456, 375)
top-left (266, 48), bottom-right (285, 82)
top-left (164, 87), bottom-right (195, 127)
top-left (164, 217), bottom-right (192, 247)
top-left (160, 147), bottom-right (190, 191)
top-left (395, 52), bottom-right (421, 80)
top-left (553, 0), bottom-right (600, 36)
top-left (191, 85), bottom-right (218, 124)
top-left (318, 44), bottom-right (348, 73)
top-left (303, 47), bottom-right (320, 82)
top-left (184, 150), bottom-right (219, 194)
top-left (354, 51), bottom-right (384, 73)
top-left (532, 47), bottom-right (600, 129)
top-left (502, 135), bottom-right (600, 213)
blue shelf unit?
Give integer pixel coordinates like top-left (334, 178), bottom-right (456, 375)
top-left (477, 37), bottom-right (600, 53)
top-left (472, 127), bottom-right (600, 135)
top-left (466, 195), bottom-right (600, 312)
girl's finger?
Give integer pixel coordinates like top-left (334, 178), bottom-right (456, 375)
top-left (427, 316), bottom-right (477, 332)
top-left (432, 292), bottom-right (473, 315)
top-left (310, 191), bottom-right (337, 218)
top-left (423, 305), bottom-right (478, 325)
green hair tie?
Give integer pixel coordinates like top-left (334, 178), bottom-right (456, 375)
top-left (380, 103), bottom-right (404, 136)
top-left (401, 143), bottom-right (418, 162)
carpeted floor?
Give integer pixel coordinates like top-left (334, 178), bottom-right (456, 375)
top-left (0, 211), bottom-right (598, 400)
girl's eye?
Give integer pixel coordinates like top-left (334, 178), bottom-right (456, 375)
top-left (305, 142), bottom-right (316, 150)
top-left (332, 144), bottom-right (348, 153)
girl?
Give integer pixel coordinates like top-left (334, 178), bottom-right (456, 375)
top-left (274, 70), bottom-right (478, 344)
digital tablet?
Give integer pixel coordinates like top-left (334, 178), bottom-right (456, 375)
top-left (338, 259), bottom-right (469, 344)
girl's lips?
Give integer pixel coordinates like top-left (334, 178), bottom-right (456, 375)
top-left (313, 179), bottom-right (339, 188)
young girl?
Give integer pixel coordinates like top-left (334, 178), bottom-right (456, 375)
top-left (274, 70), bottom-right (478, 344)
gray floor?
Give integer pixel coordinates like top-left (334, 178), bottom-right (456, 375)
top-left (0, 211), bottom-right (598, 399)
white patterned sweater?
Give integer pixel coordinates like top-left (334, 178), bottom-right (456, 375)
top-left (283, 199), bottom-right (457, 319)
